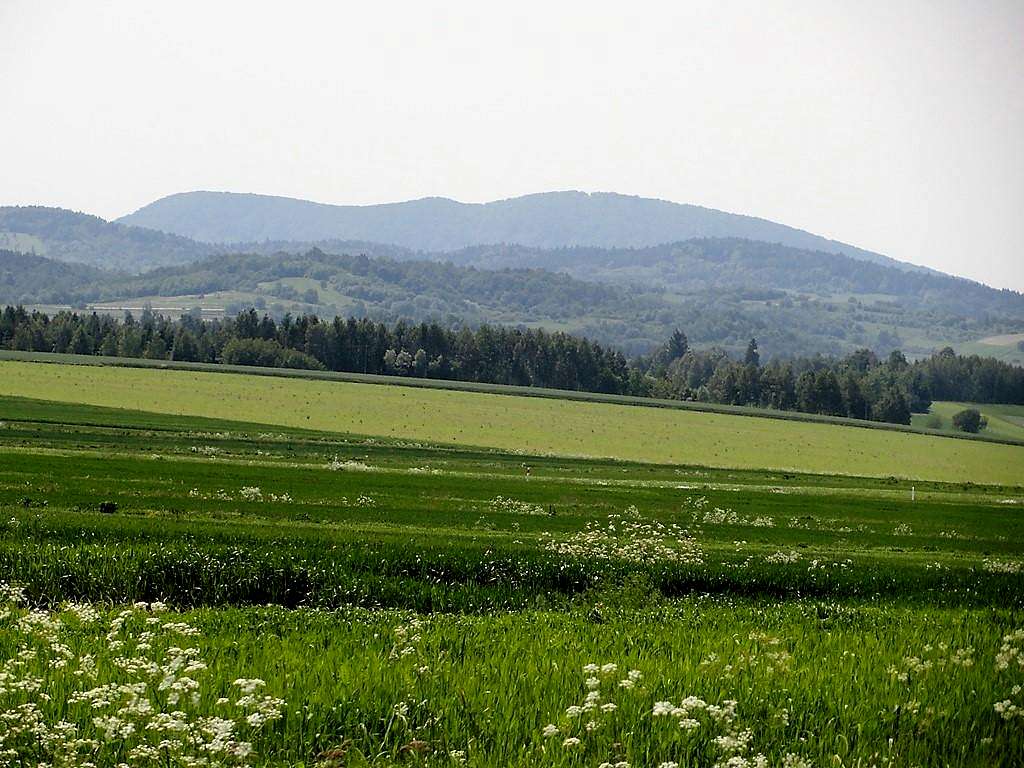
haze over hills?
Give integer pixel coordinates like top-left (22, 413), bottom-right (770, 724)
top-left (3, 240), bottom-right (1022, 359)
top-left (0, 206), bottom-right (211, 271)
top-left (119, 190), bottom-right (930, 274)
top-left (1, 199), bottom-right (1021, 361)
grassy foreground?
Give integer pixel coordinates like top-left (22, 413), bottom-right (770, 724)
top-left (2, 359), bottom-right (1023, 483)
top-left (0, 376), bottom-right (1022, 764)
top-left (3, 598), bottom-right (1021, 767)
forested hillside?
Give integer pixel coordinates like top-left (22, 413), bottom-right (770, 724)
top-left (0, 207), bottom-right (211, 271)
top-left (0, 250), bottom-right (109, 304)
top-left (2, 244), bottom-right (1021, 359)
top-left (437, 239), bottom-right (1023, 318)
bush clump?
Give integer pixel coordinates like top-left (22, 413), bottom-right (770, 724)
top-left (951, 408), bottom-right (987, 433)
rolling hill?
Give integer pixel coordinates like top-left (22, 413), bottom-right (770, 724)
top-left (427, 240), bottom-right (1024, 319)
top-left (0, 206), bottom-right (212, 271)
top-left (119, 190), bottom-right (929, 272)
top-left (3, 242), bottom-right (1021, 358)
top-left (1, 202), bottom-right (1021, 359)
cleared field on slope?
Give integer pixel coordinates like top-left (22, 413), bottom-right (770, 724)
top-left (1, 359), bottom-right (1022, 484)
top-left (953, 333), bottom-right (1024, 365)
top-left (913, 401), bottom-right (1024, 442)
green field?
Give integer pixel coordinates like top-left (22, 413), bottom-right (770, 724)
top-left (2, 359), bottom-right (1023, 484)
top-left (1, 364), bottom-right (1023, 766)
top-left (914, 401), bottom-right (1024, 442)
top-left (952, 334), bottom-right (1024, 366)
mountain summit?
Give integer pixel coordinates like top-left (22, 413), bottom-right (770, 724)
top-left (119, 190), bottom-right (924, 273)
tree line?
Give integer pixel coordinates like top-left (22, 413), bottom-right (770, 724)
top-left (1, 306), bottom-right (1021, 425)
top-left (637, 331), bottom-right (1023, 422)
top-left (0, 306), bottom-right (632, 394)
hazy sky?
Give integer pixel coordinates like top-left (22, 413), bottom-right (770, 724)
top-left (1, 1), bottom-right (1022, 290)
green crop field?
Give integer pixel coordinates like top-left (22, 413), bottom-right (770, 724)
top-left (1, 364), bottom-right (1023, 766)
top-left (2, 359), bottom-right (1023, 484)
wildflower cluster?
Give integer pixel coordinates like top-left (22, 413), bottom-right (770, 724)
top-left (488, 496), bottom-right (546, 516)
top-left (764, 550), bottom-right (801, 565)
top-left (807, 559), bottom-right (853, 572)
top-left (188, 486), bottom-right (293, 504)
top-left (786, 516), bottom-right (874, 535)
top-left (326, 458), bottom-right (374, 472)
top-left (543, 508), bottom-right (702, 565)
top-left (652, 694), bottom-right (812, 768)
top-left (0, 585), bottom-right (284, 766)
top-left (982, 559), bottom-right (1022, 574)
top-left (994, 629), bottom-right (1024, 722)
top-left (888, 642), bottom-right (975, 684)
top-left (684, 497), bottom-right (773, 528)
top-left (699, 632), bottom-right (793, 678)
top-left (541, 662), bottom-right (643, 758)
top-left (339, 494), bottom-right (377, 508)
top-left (539, 657), bottom-right (810, 768)
top-left (388, 617), bottom-right (426, 663)
top-left (189, 446), bottom-right (222, 456)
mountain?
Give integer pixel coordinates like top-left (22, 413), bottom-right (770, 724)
top-left (3, 199), bottom-right (1021, 360)
top-left (119, 190), bottom-right (927, 273)
top-left (0, 206), bottom-right (212, 272)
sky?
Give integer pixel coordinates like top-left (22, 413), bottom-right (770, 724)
top-left (1, 0), bottom-right (1022, 290)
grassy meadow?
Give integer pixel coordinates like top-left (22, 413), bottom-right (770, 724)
top-left (913, 401), bottom-right (1024, 442)
top-left (1, 358), bottom-right (1023, 483)
top-left (0, 362), bottom-right (1023, 766)
top-left (953, 334), bottom-right (1024, 367)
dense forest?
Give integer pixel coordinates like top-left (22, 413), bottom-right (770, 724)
top-left (3, 306), bottom-right (1021, 425)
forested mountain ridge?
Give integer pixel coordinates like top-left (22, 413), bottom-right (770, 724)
top-left (2, 205), bottom-right (1021, 359)
top-left (119, 190), bottom-right (929, 273)
top-left (433, 239), bottom-right (1024, 318)
top-left (0, 206), bottom-right (212, 271)
top-left (2, 244), bottom-right (1021, 360)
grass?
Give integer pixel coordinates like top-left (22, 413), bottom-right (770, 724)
top-left (953, 336), bottom-right (1024, 366)
top-left (5, 350), bottom-right (1022, 446)
top-left (4, 599), bottom-right (1022, 767)
top-left (1, 381), bottom-right (1023, 765)
top-left (914, 401), bottom-right (1024, 442)
top-left (2, 358), bottom-right (1024, 483)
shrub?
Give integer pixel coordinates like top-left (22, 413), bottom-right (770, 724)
top-left (951, 408), bottom-right (987, 433)
top-left (221, 338), bottom-right (323, 370)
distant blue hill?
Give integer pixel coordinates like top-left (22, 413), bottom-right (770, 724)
top-left (118, 190), bottom-right (931, 273)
